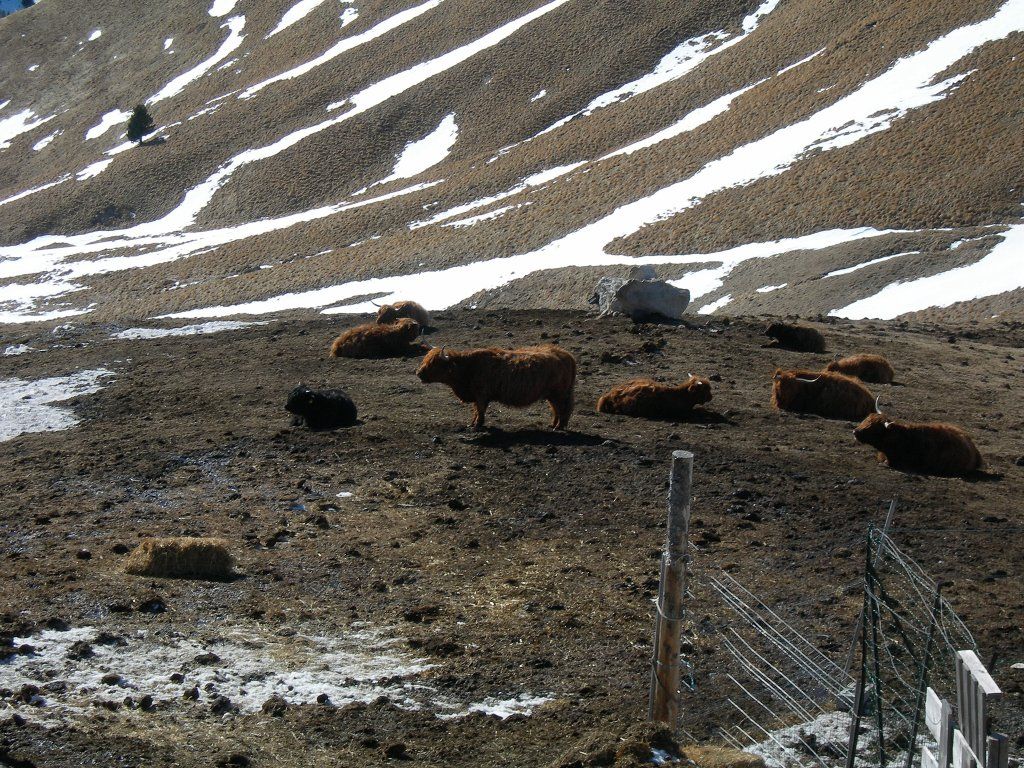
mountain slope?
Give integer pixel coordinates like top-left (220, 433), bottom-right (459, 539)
top-left (0, 0), bottom-right (1022, 326)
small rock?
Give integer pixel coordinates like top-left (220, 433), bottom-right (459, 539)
top-left (216, 754), bottom-right (250, 768)
top-left (136, 596), bottom-right (166, 614)
top-left (316, 693), bottom-right (331, 705)
top-left (111, 543), bottom-right (129, 554)
top-left (76, 549), bottom-right (92, 560)
top-left (66, 640), bottom-right (94, 660)
top-left (262, 695), bottom-right (288, 717)
top-left (194, 652), bottom-right (221, 665)
top-left (383, 742), bottom-right (410, 760)
top-left (210, 695), bottom-right (234, 715)
top-left (139, 694), bottom-right (155, 711)
top-left (101, 673), bottom-right (121, 686)
top-left (43, 617), bottom-right (70, 631)
top-left (94, 631), bottom-right (127, 647)
top-left (169, 672), bottom-right (185, 683)
top-left (183, 686), bottom-right (200, 701)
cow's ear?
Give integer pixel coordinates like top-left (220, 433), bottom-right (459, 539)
top-left (884, 421), bottom-right (893, 428)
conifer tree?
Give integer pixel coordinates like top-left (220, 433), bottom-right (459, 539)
top-left (126, 104), bottom-right (155, 144)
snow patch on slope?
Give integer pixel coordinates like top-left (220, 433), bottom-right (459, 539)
top-left (830, 224), bottom-right (1024, 319)
top-left (0, 109), bottom-right (55, 151)
top-left (242, 0), bottom-right (443, 98)
top-left (85, 109), bottom-right (130, 141)
top-left (267, 0), bottom-right (331, 37)
top-left (378, 113), bottom-right (458, 185)
top-left (148, 16), bottom-right (246, 104)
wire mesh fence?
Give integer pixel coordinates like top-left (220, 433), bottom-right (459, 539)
top-left (692, 524), bottom-right (979, 768)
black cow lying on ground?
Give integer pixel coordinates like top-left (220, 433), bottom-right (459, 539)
top-left (286, 386), bottom-right (358, 430)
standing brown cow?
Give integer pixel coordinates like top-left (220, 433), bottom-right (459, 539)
top-left (416, 344), bottom-right (576, 430)
top-left (329, 318), bottom-right (424, 358)
top-left (597, 376), bottom-right (712, 420)
top-left (374, 300), bottom-right (430, 329)
top-left (826, 353), bottom-right (895, 384)
top-left (853, 405), bottom-right (983, 476)
top-left (770, 369), bottom-right (875, 420)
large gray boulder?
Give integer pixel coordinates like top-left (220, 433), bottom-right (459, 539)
top-left (589, 275), bottom-right (690, 321)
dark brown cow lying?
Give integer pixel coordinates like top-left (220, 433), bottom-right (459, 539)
top-left (416, 344), bottom-right (576, 430)
top-left (771, 369), bottom-right (875, 421)
top-left (826, 353), bottom-right (895, 384)
top-left (764, 322), bottom-right (827, 353)
top-left (375, 300), bottom-right (430, 328)
top-left (329, 318), bottom-right (424, 358)
top-left (854, 405), bottom-right (983, 476)
top-left (597, 376), bottom-right (712, 420)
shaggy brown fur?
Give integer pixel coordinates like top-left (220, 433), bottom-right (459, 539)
top-left (124, 537), bottom-right (233, 580)
top-left (826, 353), bottom-right (895, 384)
top-left (597, 376), bottom-right (712, 420)
top-left (329, 318), bottom-right (424, 358)
top-left (764, 322), bottom-right (827, 353)
top-left (416, 344), bottom-right (576, 430)
top-left (853, 412), bottom-right (983, 476)
top-left (375, 300), bottom-right (430, 328)
top-left (771, 368), bottom-right (875, 420)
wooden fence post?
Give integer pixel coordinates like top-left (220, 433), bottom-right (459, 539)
top-left (649, 450), bottom-right (692, 727)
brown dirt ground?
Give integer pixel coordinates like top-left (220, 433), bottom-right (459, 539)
top-left (0, 309), bottom-right (1021, 766)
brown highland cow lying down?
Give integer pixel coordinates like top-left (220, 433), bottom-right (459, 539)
top-left (854, 407), bottom-right (983, 476)
top-left (770, 368), bottom-right (875, 421)
top-left (597, 376), bottom-right (712, 420)
top-left (329, 318), bottom-right (424, 358)
top-left (374, 300), bottom-right (431, 328)
top-left (416, 344), bottom-right (576, 430)
top-left (826, 353), bottom-right (895, 384)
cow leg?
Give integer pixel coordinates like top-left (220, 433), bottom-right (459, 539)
top-left (550, 392), bottom-right (573, 430)
top-left (472, 400), bottom-right (488, 431)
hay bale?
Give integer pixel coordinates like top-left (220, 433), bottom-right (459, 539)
top-left (124, 537), bottom-right (234, 580)
top-left (685, 745), bottom-right (766, 768)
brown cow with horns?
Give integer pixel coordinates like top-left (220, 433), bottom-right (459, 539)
top-left (853, 399), bottom-right (983, 476)
top-left (416, 344), bottom-right (576, 430)
top-left (597, 375), bottom-right (712, 420)
top-left (770, 368), bottom-right (876, 421)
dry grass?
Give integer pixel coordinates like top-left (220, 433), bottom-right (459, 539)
top-left (685, 745), bottom-right (767, 768)
top-left (124, 537), bottom-right (234, 580)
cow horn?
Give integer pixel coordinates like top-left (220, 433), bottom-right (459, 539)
top-left (440, 345), bottom-right (449, 359)
top-left (795, 375), bottom-right (821, 383)
top-left (833, 352), bottom-right (842, 361)
top-left (370, 299), bottom-right (381, 307)
top-left (875, 396), bottom-right (882, 414)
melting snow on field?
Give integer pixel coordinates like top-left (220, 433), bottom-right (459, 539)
top-left (830, 223), bottom-right (1024, 319)
top-left (3, 344), bottom-right (33, 356)
top-left (267, 0), bottom-right (331, 37)
top-left (756, 283), bottom-right (787, 293)
top-left (0, 369), bottom-right (112, 442)
top-left (376, 113), bottom-right (457, 185)
top-left (243, 0), bottom-right (442, 98)
top-left (164, 37), bottom-right (174, 50)
top-left (76, 158), bottom-right (114, 181)
top-left (699, 294), bottom-right (732, 314)
top-left (148, 15), bottom-right (245, 104)
top-left (112, 320), bottom-right (269, 339)
top-left (85, 109), bottom-right (130, 140)
top-left (0, 174), bottom-right (72, 209)
top-left (1, 624), bottom-right (551, 722)
top-left (32, 131), bottom-right (59, 151)
top-left (87, 29), bottom-right (102, 41)
top-left (209, 0), bottom-right (237, 17)
top-left (823, 252), bottom-right (915, 278)
top-left (0, 109), bottom-right (55, 151)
